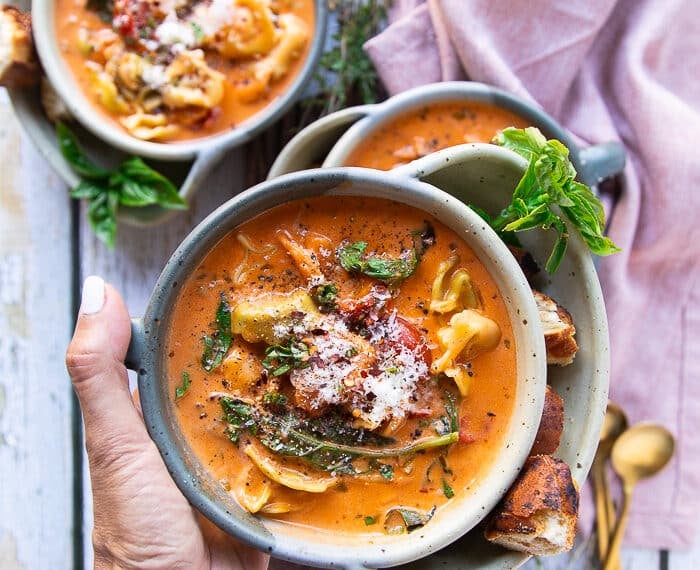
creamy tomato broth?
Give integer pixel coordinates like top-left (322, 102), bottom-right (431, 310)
top-left (167, 195), bottom-right (517, 535)
top-left (345, 101), bottom-right (529, 170)
top-left (54, 0), bottom-right (314, 142)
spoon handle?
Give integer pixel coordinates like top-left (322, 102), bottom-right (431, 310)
top-left (603, 484), bottom-right (632, 570)
top-left (591, 458), bottom-right (610, 561)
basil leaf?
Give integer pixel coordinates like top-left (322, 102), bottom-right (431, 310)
top-left (337, 235), bottom-right (427, 284)
top-left (118, 157), bottom-right (187, 209)
top-left (70, 180), bottom-right (103, 200)
top-left (262, 340), bottom-right (311, 376)
top-left (87, 190), bottom-right (119, 249)
top-left (201, 295), bottom-right (232, 372)
top-left (119, 179), bottom-right (160, 207)
top-left (56, 122), bottom-right (111, 180)
top-left (57, 123), bottom-right (187, 247)
top-left (338, 241), bottom-right (367, 272)
top-left (491, 127), bottom-right (620, 273)
top-left (441, 478), bottom-right (454, 499)
top-left (175, 371), bottom-right (191, 399)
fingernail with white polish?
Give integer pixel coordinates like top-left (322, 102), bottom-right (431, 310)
top-left (80, 275), bottom-right (105, 315)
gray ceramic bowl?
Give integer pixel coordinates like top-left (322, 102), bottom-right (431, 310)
top-left (268, 81), bottom-right (625, 188)
top-left (11, 0), bottom-right (327, 224)
top-left (126, 147), bottom-right (548, 569)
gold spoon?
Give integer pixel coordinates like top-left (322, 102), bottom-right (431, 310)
top-left (603, 422), bottom-right (675, 570)
top-left (591, 402), bottom-right (628, 562)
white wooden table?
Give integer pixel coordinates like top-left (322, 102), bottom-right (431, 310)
top-left (1, 90), bottom-right (698, 569)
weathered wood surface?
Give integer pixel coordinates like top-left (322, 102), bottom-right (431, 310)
top-left (0, 90), bottom-right (75, 569)
top-left (0, 90), bottom-right (693, 570)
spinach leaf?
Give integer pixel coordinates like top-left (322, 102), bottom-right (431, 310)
top-left (489, 127), bottom-right (620, 273)
top-left (201, 295), bottom-right (232, 372)
top-left (261, 340), bottom-right (311, 376)
top-left (220, 398), bottom-right (459, 476)
top-left (175, 371), bottom-right (191, 399)
top-left (56, 122), bottom-right (187, 248)
top-left (337, 239), bottom-right (422, 284)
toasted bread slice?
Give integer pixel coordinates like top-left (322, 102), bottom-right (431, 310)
top-left (0, 5), bottom-right (38, 88)
top-left (530, 384), bottom-right (564, 456)
top-left (533, 290), bottom-right (578, 366)
top-left (484, 455), bottom-right (579, 556)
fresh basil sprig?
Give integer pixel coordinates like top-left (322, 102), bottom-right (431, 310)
top-left (485, 127), bottom-right (620, 273)
top-left (56, 122), bottom-right (187, 248)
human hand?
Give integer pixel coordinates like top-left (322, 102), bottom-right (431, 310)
top-left (66, 276), bottom-right (270, 570)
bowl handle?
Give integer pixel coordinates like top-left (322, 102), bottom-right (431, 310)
top-left (576, 141), bottom-right (626, 187)
top-left (125, 317), bottom-right (145, 371)
top-left (268, 105), bottom-right (375, 178)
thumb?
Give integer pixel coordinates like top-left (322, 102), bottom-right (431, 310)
top-left (66, 276), bottom-right (150, 455)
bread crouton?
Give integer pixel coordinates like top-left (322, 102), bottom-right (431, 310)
top-left (40, 76), bottom-right (72, 123)
top-left (530, 384), bottom-right (565, 456)
top-left (533, 290), bottom-right (578, 366)
top-left (0, 5), bottom-right (39, 88)
top-left (484, 455), bottom-right (579, 556)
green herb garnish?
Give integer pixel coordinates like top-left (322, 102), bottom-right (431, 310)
top-left (263, 392), bottom-right (289, 406)
top-left (384, 507), bottom-right (436, 534)
top-left (57, 122), bottom-right (186, 248)
top-left (337, 223), bottom-right (435, 284)
top-left (175, 371), bottom-right (190, 399)
top-left (441, 478), bottom-right (454, 499)
top-left (486, 127), bottom-right (620, 273)
top-left (338, 241), bottom-right (419, 283)
top-left (364, 516), bottom-right (377, 526)
top-left (201, 295), bottom-right (232, 372)
top-left (191, 22), bottom-right (205, 42)
top-left (378, 463), bottom-right (394, 480)
top-left (308, 0), bottom-right (388, 116)
top-left (314, 283), bottom-right (339, 312)
top-left (261, 340), bottom-right (311, 376)
top-left (220, 398), bottom-right (458, 475)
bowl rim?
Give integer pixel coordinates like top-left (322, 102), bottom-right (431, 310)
top-left (31, 0), bottom-right (328, 161)
top-left (322, 81), bottom-right (580, 169)
top-left (133, 158), bottom-right (547, 568)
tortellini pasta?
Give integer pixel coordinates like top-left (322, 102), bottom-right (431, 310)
top-left (70, 0), bottom-right (311, 141)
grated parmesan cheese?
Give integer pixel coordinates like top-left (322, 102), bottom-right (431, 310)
top-left (289, 312), bottom-right (429, 427)
top-left (155, 14), bottom-right (197, 49)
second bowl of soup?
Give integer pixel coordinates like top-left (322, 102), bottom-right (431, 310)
top-left (127, 147), bottom-right (547, 568)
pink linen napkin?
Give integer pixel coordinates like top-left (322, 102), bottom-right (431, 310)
top-left (365, 0), bottom-right (700, 550)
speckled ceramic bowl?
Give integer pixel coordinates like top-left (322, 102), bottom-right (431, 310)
top-left (267, 81), bottom-right (614, 568)
top-left (126, 146), bottom-right (548, 569)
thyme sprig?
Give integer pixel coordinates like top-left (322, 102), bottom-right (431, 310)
top-left (308, 0), bottom-right (389, 116)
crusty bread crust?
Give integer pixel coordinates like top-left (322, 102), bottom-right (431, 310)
top-left (0, 5), bottom-right (39, 88)
top-left (484, 455), bottom-right (579, 556)
top-left (533, 290), bottom-right (578, 366)
top-left (530, 384), bottom-right (564, 456)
